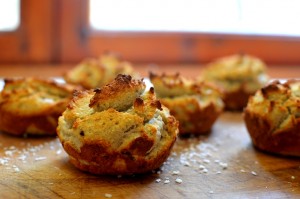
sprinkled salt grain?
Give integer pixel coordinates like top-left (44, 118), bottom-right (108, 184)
top-left (175, 178), bottom-right (183, 184)
top-left (214, 159), bottom-right (220, 163)
top-left (219, 162), bottom-right (228, 169)
top-left (18, 155), bottom-right (27, 161)
top-left (203, 159), bottom-right (210, 164)
top-left (199, 165), bottom-right (206, 170)
top-left (0, 158), bottom-right (9, 165)
top-left (5, 151), bottom-right (13, 156)
top-left (291, 176), bottom-right (295, 180)
top-left (35, 157), bottom-right (47, 161)
top-left (205, 153), bottom-right (211, 157)
top-left (216, 171), bottom-right (222, 174)
top-left (56, 150), bottom-right (62, 155)
top-left (251, 171), bottom-right (257, 176)
top-left (209, 191), bottom-right (214, 194)
top-left (172, 170), bottom-right (180, 175)
top-left (155, 178), bottom-right (161, 183)
top-left (168, 157), bottom-right (174, 161)
top-left (104, 193), bottom-right (112, 198)
top-left (164, 179), bottom-right (170, 184)
top-left (14, 167), bottom-right (20, 172)
top-left (183, 161), bottom-right (191, 167)
top-left (240, 169), bottom-right (246, 172)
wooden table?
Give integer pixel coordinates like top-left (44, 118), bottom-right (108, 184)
top-left (0, 64), bottom-right (300, 198)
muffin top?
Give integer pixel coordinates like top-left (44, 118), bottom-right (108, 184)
top-left (150, 72), bottom-right (224, 109)
top-left (245, 80), bottom-right (300, 134)
top-left (58, 74), bottom-right (178, 156)
top-left (64, 52), bottom-right (135, 89)
top-left (201, 54), bottom-right (269, 93)
top-left (0, 78), bottom-right (75, 116)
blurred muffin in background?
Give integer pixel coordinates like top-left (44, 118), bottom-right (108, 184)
top-left (0, 78), bottom-right (77, 136)
top-left (64, 52), bottom-right (137, 89)
top-left (244, 80), bottom-right (300, 157)
top-left (200, 54), bottom-right (269, 111)
top-left (150, 72), bottom-right (224, 135)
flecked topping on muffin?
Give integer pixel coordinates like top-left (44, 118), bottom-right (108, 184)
top-left (150, 72), bottom-right (224, 134)
top-left (57, 74), bottom-right (178, 175)
top-left (0, 78), bottom-right (76, 136)
top-left (64, 52), bottom-right (136, 89)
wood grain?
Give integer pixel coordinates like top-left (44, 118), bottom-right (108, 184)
top-left (0, 65), bottom-right (299, 198)
top-left (0, 112), bottom-right (299, 198)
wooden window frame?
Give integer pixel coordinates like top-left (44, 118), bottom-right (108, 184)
top-left (59, 0), bottom-right (300, 65)
top-left (1, 0), bottom-right (300, 65)
top-left (0, 0), bottom-right (59, 64)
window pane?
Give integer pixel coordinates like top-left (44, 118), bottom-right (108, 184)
top-left (90, 0), bottom-right (239, 32)
top-left (90, 0), bottom-right (300, 36)
top-left (0, 0), bottom-right (20, 31)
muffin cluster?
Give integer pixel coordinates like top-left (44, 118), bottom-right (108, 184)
top-left (3, 51), bottom-right (298, 176)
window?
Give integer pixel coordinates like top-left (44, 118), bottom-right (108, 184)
top-left (0, 0), bottom-right (20, 31)
top-left (0, 1), bottom-right (59, 64)
top-left (1, 1), bottom-right (300, 65)
top-left (90, 0), bottom-right (300, 36)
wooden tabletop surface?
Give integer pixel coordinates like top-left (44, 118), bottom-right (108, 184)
top-left (0, 64), bottom-right (300, 198)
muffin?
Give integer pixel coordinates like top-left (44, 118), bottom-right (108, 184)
top-left (0, 78), bottom-right (76, 136)
top-left (150, 72), bottom-right (224, 135)
top-left (244, 80), bottom-right (300, 156)
top-left (57, 74), bottom-right (179, 175)
top-left (201, 54), bottom-right (269, 110)
top-left (64, 52), bottom-right (136, 89)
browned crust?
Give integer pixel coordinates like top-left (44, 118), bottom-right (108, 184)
top-left (63, 58), bottom-right (106, 89)
top-left (57, 74), bottom-right (179, 175)
top-left (223, 88), bottom-right (252, 111)
top-left (149, 72), bottom-right (223, 135)
top-left (62, 136), bottom-right (176, 175)
top-left (162, 99), bottom-right (222, 135)
top-left (0, 109), bottom-right (61, 136)
top-left (149, 72), bottom-right (183, 88)
top-left (89, 74), bottom-right (145, 109)
top-left (0, 78), bottom-right (76, 136)
top-left (244, 110), bottom-right (300, 157)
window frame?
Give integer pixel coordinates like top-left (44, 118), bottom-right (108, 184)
top-left (1, 0), bottom-right (300, 65)
top-left (59, 0), bottom-right (300, 65)
top-left (0, 0), bottom-right (59, 64)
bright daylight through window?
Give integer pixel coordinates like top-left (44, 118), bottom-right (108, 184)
top-left (90, 0), bottom-right (300, 36)
top-left (0, 0), bottom-right (20, 31)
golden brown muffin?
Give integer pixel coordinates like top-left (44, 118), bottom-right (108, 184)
top-left (150, 72), bottom-right (224, 135)
top-left (244, 80), bottom-right (300, 156)
top-left (0, 78), bottom-right (76, 136)
top-left (57, 74), bottom-right (179, 175)
top-left (64, 52), bottom-right (136, 89)
top-left (201, 54), bottom-right (269, 111)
